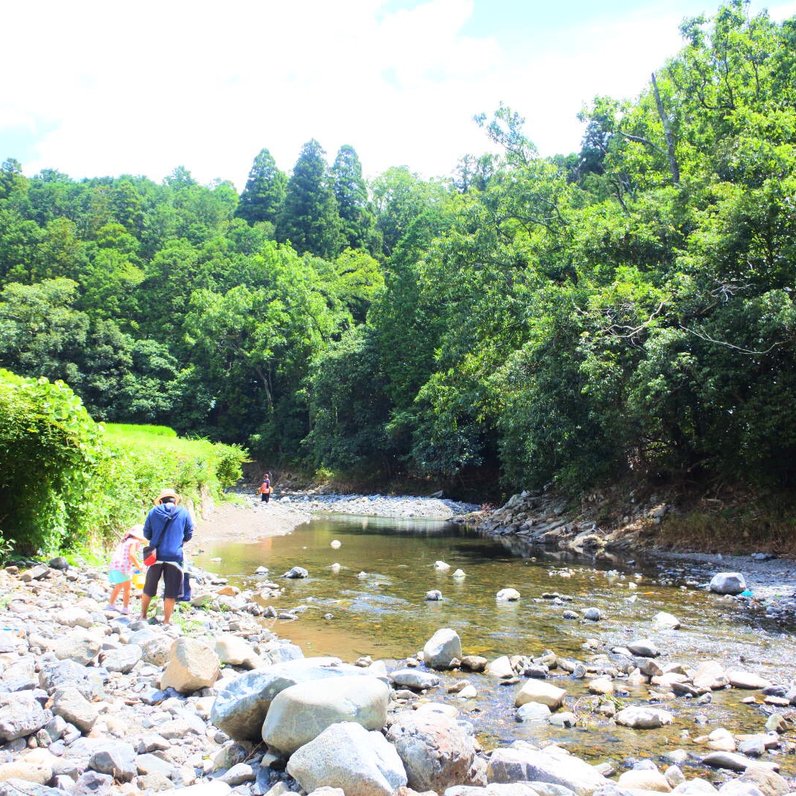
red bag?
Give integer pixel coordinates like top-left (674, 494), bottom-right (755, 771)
top-left (143, 546), bottom-right (157, 567)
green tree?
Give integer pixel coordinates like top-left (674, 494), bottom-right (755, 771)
top-left (277, 140), bottom-right (342, 258)
top-left (236, 148), bottom-right (287, 228)
top-left (331, 145), bottom-right (377, 252)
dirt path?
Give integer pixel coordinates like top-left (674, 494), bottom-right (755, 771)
top-left (194, 498), bottom-right (312, 543)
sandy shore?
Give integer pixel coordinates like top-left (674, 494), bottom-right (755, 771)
top-left (195, 499), bottom-right (312, 543)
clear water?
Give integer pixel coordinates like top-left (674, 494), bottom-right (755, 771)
top-left (194, 515), bottom-right (796, 772)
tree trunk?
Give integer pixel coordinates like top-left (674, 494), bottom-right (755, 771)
top-left (651, 72), bottom-right (680, 185)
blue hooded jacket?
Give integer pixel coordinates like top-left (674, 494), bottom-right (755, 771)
top-left (143, 502), bottom-right (193, 564)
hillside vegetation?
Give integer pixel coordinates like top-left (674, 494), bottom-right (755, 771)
top-left (0, 370), bottom-right (245, 555)
top-left (0, 2), bottom-right (794, 507)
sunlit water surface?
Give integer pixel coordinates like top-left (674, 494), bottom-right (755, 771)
top-left (194, 515), bottom-right (796, 772)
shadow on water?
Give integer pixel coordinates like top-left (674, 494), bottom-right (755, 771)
top-left (194, 514), bottom-right (796, 772)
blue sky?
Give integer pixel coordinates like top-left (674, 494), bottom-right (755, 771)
top-left (2, 0), bottom-right (794, 189)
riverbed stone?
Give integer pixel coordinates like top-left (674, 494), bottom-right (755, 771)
top-left (88, 741), bottom-right (137, 782)
top-left (627, 639), bottom-right (659, 658)
top-left (211, 656), bottom-right (364, 740)
top-left (282, 566), bottom-right (308, 579)
top-left (496, 589), bottom-right (520, 602)
top-left (423, 628), bottom-right (462, 670)
top-left (487, 746), bottom-right (608, 796)
top-left (583, 608), bottom-right (602, 621)
top-left (710, 573), bottom-right (747, 595)
top-left (387, 708), bottom-right (479, 791)
top-left (391, 669), bottom-right (440, 691)
top-left (286, 722), bottom-right (407, 796)
top-left (51, 687), bottom-right (98, 734)
top-left (693, 661), bottom-right (729, 691)
top-left (588, 677), bottom-right (614, 696)
top-left (160, 638), bottom-right (220, 693)
top-left (727, 671), bottom-right (771, 690)
top-left (214, 635), bottom-right (262, 669)
top-left (652, 612), bottom-right (681, 630)
top-left (100, 644), bottom-right (142, 674)
top-left (515, 679), bottom-right (566, 710)
top-left (617, 769), bottom-right (672, 792)
top-left (461, 656), bottom-right (488, 673)
top-left (516, 702), bottom-right (551, 723)
top-left (486, 657), bottom-right (515, 679)
top-left (615, 706), bottom-right (673, 729)
top-left (702, 753), bottom-right (778, 773)
top-left (261, 674), bottom-right (389, 754)
top-left (52, 631), bottom-right (101, 665)
top-left (738, 765), bottom-right (791, 796)
top-left (0, 693), bottom-right (52, 742)
top-left (708, 728), bottom-right (736, 752)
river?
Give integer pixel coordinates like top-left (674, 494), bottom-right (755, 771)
top-left (194, 513), bottom-right (796, 773)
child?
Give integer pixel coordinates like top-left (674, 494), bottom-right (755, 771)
top-left (107, 526), bottom-right (146, 614)
top-left (258, 473), bottom-right (272, 503)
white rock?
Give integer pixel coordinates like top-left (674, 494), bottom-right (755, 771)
top-left (727, 671), bottom-right (771, 690)
top-left (487, 745), bottom-right (608, 795)
top-left (261, 675), bottom-right (389, 754)
top-left (423, 628), bottom-right (462, 670)
top-left (618, 769), bottom-right (672, 792)
top-left (496, 588), bottom-right (520, 602)
top-left (515, 680), bottom-right (566, 710)
top-left (214, 635), bottom-right (262, 669)
top-left (330, 540), bottom-right (342, 549)
top-left (486, 656), bottom-right (515, 679)
top-left (710, 573), bottom-right (747, 595)
top-left (615, 706), bottom-right (674, 729)
top-left (652, 611), bottom-right (681, 630)
top-left (160, 638), bottom-right (220, 694)
top-left (287, 722), bottom-right (407, 796)
top-left (516, 702), bottom-right (552, 724)
top-left (434, 561), bottom-right (451, 571)
top-left (452, 569), bottom-right (466, 579)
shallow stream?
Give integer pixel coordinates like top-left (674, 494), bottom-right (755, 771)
top-left (194, 515), bottom-right (796, 773)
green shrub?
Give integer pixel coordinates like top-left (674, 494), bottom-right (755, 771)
top-left (0, 369), bottom-right (247, 555)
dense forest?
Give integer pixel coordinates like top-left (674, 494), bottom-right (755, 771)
top-left (1, 2), bottom-right (794, 498)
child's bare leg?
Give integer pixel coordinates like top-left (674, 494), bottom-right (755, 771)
top-left (121, 581), bottom-right (132, 610)
top-left (109, 583), bottom-right (123, 606)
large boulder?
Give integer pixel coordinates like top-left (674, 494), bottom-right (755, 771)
top-left (445, 787), bottom-right (544, 796)
top-left (487, 746), bottom-right (608, 796)
top-left (693, 661), bottom-right (729, 691)
top-left (286, 722), bottom-right (407, 796)
top-left (514, 680), bottom-right (566, 710)
top-left (211, 657), bottom-right (363, 741)
top-left (387, 708), bottom-right (479, 792)
top-left (0, 693), bottom-right (52, 742)
top-left (0, 749), bottom-right (55, 786)
top-left (423, 629), bottom-right (462, 670)
top-left (727, 671), bottom-right (771, 690)
top-left (738, 765), bottom-right (791, 796)
top-left (709, 573), bottom-right (747, 595)
top-left (261, 675), bottom-right (389, 754)
top-left (618, 768), bottom-right (672, 792)
top-left (160, 638), bottom-right (220, 694)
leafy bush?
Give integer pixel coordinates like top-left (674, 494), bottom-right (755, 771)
top-left (0, 369), bottom-right (247, 555)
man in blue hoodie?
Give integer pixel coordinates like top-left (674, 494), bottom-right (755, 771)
top-left (140, 488), bottom-right (194, 625)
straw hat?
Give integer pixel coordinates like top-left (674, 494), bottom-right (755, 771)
top-left (155, 488), bottom-right (181, 505)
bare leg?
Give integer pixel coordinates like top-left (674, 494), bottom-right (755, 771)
top-left (140, 593), bottom-right (152, 620)
top-left (121, 581), bottom-right (132, 611)
top-left (108, 583), bottom-right (123, 606)
top-left (163, 597), bottom-right (176, 625)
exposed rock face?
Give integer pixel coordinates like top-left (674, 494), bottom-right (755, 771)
top-left (160, 637), bottom-right (220, 693)
top-left (386, 708), bottom-right (480, 791)
top-left (261, 675), bottom-right (389, 754)
top-left (423, 628), bottom-right (462, 670)
top-left (286, 722), bottom-right (407, 796)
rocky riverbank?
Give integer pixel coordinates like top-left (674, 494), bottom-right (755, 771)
top-left (0, 552), bottom-right (795, 796)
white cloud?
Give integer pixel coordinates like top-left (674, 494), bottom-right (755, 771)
top-left (0, 0), bottom-right (793, 188)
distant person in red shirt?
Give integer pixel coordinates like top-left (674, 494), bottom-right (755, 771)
top-left (259, 473), bottom-right (272, 503)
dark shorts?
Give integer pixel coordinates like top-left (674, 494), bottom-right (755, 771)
top-left (143, 562), bottom-right (183, 599)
